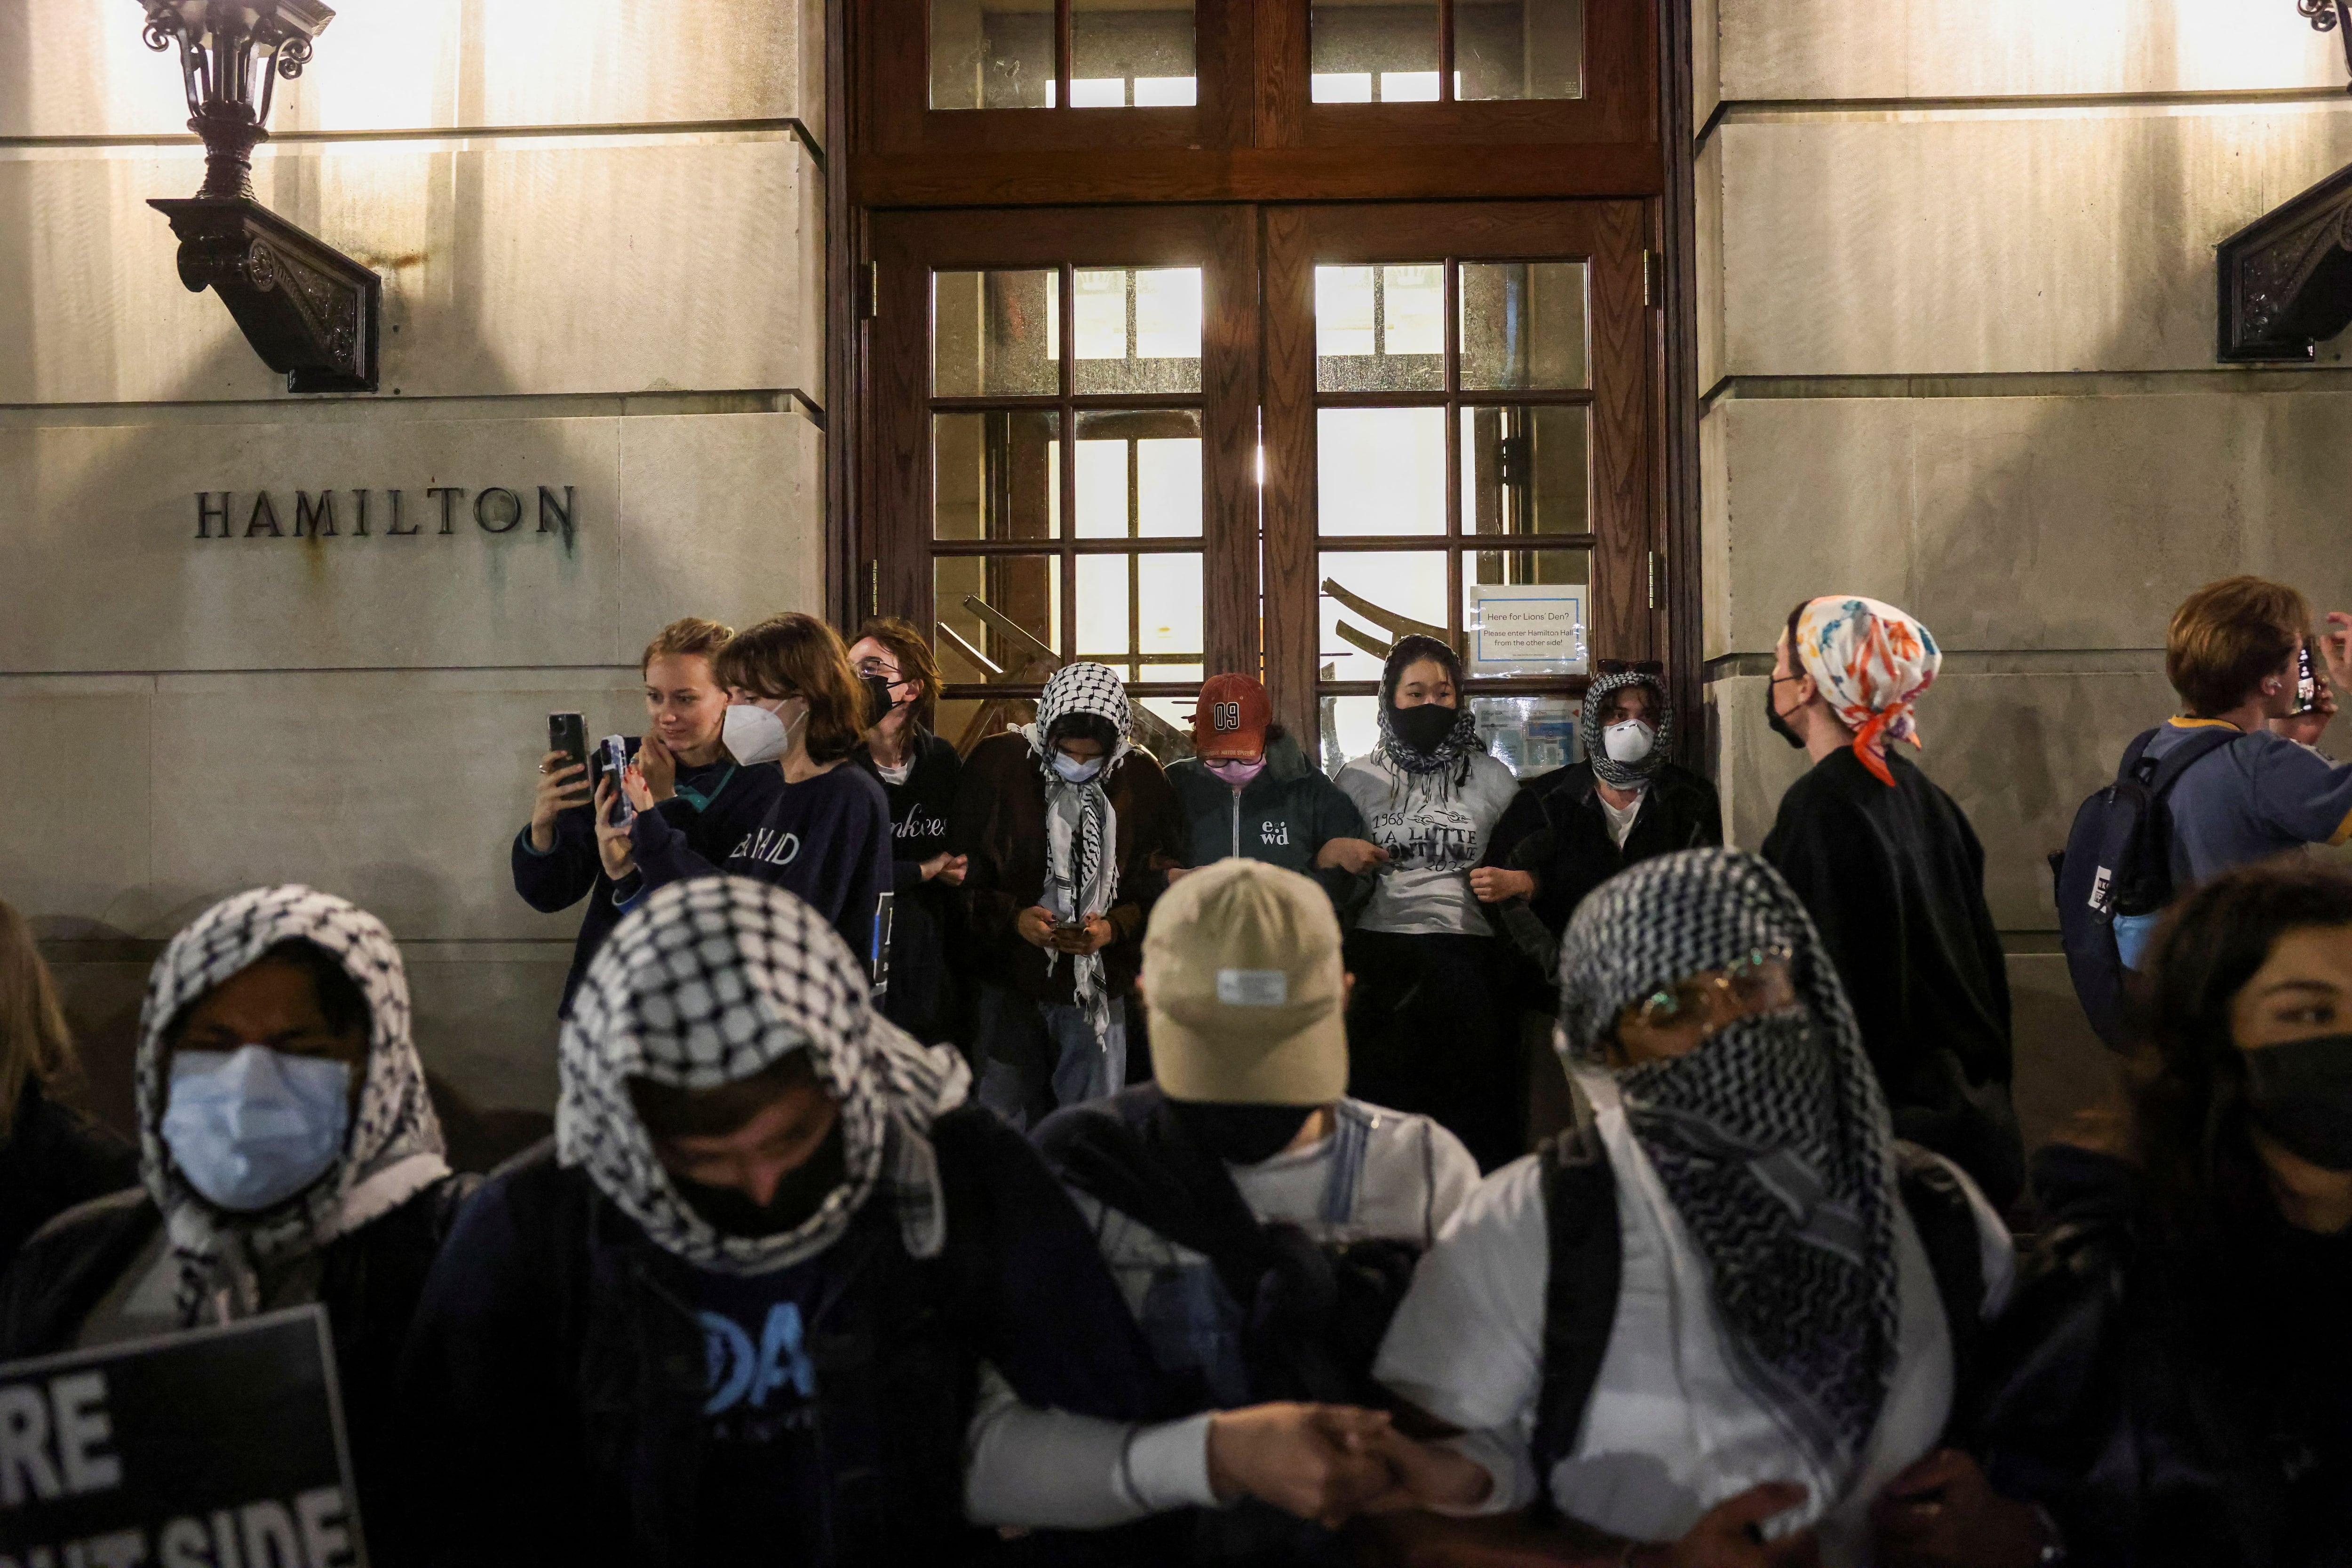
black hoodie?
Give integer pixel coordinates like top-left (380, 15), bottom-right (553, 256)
top-left (850, 726), bottom-right (964, 1045)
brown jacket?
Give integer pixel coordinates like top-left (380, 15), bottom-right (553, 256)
top-left (949, 732), bottom-right (1186, 1005)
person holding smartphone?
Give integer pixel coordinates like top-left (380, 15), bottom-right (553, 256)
top-left (608, 613), bottom-right (894, 971)
top-left (513, 619), bottom-right (781, 1016)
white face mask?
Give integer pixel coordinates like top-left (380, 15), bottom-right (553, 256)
top-left (1601, 719), bottom-right (1656, 766)
top-left (1051, 751), bottom-right (1105, 784)
top-left (723, 699), bottom-right (803, 767)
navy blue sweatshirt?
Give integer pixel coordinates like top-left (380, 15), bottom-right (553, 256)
top-left (512, 754), bottom-right (780, 1015)
top-left (628, 761), bottom-right (894, 970)
top-left (850, 728), bottom-right (963, 1044)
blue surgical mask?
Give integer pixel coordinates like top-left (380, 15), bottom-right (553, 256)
top-left (1051, 751), bottom-right (1105, 784)
top-left (161, 1045), bottom-right (352, 1212)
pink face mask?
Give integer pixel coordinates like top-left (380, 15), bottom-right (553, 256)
top-left (1204, 756), bottom-right (1267, 787)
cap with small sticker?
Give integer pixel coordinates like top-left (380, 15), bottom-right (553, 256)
top-left (1216, 969), bottom-right (1289, 1007)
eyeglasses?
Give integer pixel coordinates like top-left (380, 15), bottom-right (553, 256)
top-left (1628, 946), bottom-right (1794, 1031)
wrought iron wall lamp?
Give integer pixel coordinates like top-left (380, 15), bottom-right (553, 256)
top-left (137, 0), bottom-right (380, 392)
top-left (2214, 3), bottom-right (2352, 360)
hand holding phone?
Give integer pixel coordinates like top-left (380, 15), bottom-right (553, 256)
top-left (598, 736), bottom-right (636, 826)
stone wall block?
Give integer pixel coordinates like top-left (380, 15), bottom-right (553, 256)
top-left (617, 412), bottom-right (826, 629)
top-left (2, 0), bottom-right (814, 141)
top-left (1719, 110), bottom-right (2352, 378)
top-left (0, 136), bottom-right (821, 406)
top-left (0, 678), bottom-right (156, 935)
top-left (1718, 0), bottom-right (2349, 103)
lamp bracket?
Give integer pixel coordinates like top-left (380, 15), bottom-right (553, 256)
top-left (148, 195), bottom-right (380, 392)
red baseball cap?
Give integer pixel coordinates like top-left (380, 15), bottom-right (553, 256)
top-left (1192, 674), bottom-right (1273, 761)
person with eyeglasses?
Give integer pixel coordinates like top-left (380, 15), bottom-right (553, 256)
top-left (844, 617), bottom-right (968, 1047)
top-left (1761, 596), bottom-right (2023, 1211)
top-left (1362, 849), bottom-right (2020, 1568)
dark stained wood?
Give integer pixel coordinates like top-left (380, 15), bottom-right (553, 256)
top-left (850, 142), bottom-right (1665, 206)
top-left (1259, 203), bottom-right (1320, 740)
top-left (1586, 197), bottom-right (1653, 665)
top-left (826, 0), bottom-right (855, 629)
top-left (1658, 0), bottom-right (1704, 764)
top-left (1203, 204), bottom-right (1261, 680)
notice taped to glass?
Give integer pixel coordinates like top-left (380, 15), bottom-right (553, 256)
top-left (0, 1304), bottom-right (366, 1567)
top-left (1467, 583), bottom-right (1589, 674)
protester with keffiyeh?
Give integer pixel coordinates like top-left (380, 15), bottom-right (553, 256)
top-left (0, 884), bottom-right (469, 1546)
top-left (1760, 595), bottom-right (2024, 1209)
top-left (1367, 850), bottom-right (2016, 1568)
top-left (1332, 635), bottom-right (1524, 1170)
top-left (950, 661), bottom-right (1186, 1128)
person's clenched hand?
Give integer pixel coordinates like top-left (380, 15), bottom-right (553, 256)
top-left (1630, 1483), bottom-right (1818, 1568)
top-left (1206, 1404), bottom-right (1398, 1528)
top-left (1870, 1449), bottom-right (2052, 1568)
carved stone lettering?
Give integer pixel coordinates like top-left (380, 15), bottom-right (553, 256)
top-left (246, 493), bottom-right (282, 537)
top-left (351, 489), bottom-right (370, 538)
top-left (195, 492), bottom-right (230, 540)
top-left (537, 486), bottom-right (575, 548)
top-left (386, 489), bottom-right (416, 536)
top-left (184, 484), bottom-right (579, 545)
top-left (426, 486), bottom-right (465, 536)
top-left (474, 488), bottom-right (523, 533)
top-left (293, 491), bottom-right (338, 538)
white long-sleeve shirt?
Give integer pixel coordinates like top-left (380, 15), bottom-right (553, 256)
top-left (962, 1098), bottom-right (1481, 1528)
top-left (1374, 1071), bottom-right (2014, 1568)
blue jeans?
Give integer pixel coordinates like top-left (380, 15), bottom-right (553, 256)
top-left (972, 983), bottom-right (1127, 1130)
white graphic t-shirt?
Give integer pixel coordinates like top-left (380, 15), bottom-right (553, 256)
top-left (1334, 746), bottom-right (1519, 937)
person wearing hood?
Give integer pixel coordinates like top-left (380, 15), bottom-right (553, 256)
top-left (1471, 661), bottom-right (1723, 989)
top-left (1331, 635), bottom-right (1523, 1170)
top-left (1367, 849), bottom-right (2018, 1568)
top-left (0, 895), bottom-right (135, 1278)
top-left (1760, 595), bottom-right (2024, 1210)
top-left (608, 612), bottom-right (894, 973)
top-left (950, 661), bottom-right (1186, 1128)
top-left (512, 617), bottom-right (782, 1017)
top-left (844, 616), bottom-right (967, 1045)
top-left (398, 876), bottom-right (1389, 1566)
top-left (0, 885), bottom-right (469, 1544)
top-left (1163, 673), bottom-right (1384, 919)
top-left (1026, 858), bottom-right (1480, 1563)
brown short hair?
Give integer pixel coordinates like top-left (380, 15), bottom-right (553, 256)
top-left (2166, 576), bottom-right (2309, 718)
top-left (628, 1053), bottom-right (819, 1140)
top-left (0, 898), bottom-right (75, 1140)
top-left (641, 617), bottom-right (734, 676)
top-left (715, 613), bottom-right (869, 763)
top-left (850, 616), bottom-right (943, 733)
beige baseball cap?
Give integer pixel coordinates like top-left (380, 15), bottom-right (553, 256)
top-left (1142, 858), bottom-right (1347, 1106)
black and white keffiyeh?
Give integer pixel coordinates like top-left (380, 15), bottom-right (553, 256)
top-left (1580, 667), bottom-right (1674, 790)
top-left (137, 885), bottom-right (449, 1324)
top-left (1555, 848), bottom-right (1899, 1490)
top-left (1375, 635), bottom-right (1481, 786)
top-left (1016, 661), bottom-right (1135, 1053)
top-left (557, 876), bottom-right (970, 1275)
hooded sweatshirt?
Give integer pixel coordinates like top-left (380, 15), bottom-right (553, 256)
top-left (1164, 730), bottom-right (1374, 920)
top-left (0, 885), bottom-right (464, 1543)
top-left (849, 724), bottom-right (964, 1042)
top-left (398, 877), bottom-right (1167, 1567)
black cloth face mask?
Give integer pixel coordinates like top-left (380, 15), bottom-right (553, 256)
top-left (2244, 1034), bottom-right (2352, 1172)
top-left (671, 1119), bottom-right (850, 1238)
top-left (1388, 701), bottom-right (1460, 757)
top-left (1166, 1098), bottom-right (1315, 1165)
top-left (861, 674), bottom-right (898, 725)
top-left (1765, 674), bottom-right (1807, 750)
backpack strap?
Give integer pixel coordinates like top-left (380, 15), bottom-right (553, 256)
top-left (2139, 724), bottom-right (2241, 797)
top-left (1530, 1082), bottom-right (1622, 1494)
top-left (1892, 1142), bottom-right (1987, 1440)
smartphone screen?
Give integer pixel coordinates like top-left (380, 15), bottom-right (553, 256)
top-left (548, 712), bottom-right (588, 774)
top-left (2298, 643), bottom-right (2320, 714)
top-left (599, 735), bottom-right (636, 824)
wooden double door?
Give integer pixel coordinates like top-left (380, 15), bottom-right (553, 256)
top-left (862, 198), bottom-right (1657, 770)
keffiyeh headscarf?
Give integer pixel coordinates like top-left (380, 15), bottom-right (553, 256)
top-left (137, 885), bottom-right (449, 1324)
top-left (1792, 596), bottom-right (1941, 788)
top-left (1375, 635), bottom-right (1481, 788)
top-left (1556, 849), bottom-right (1899, 1493)
top-left (1580, 664), bottom-right (1675, 790)
top-left (1016, 662), bottom-right (1136, 1056)
top-left (557, 876), bottom-right (970, 1275)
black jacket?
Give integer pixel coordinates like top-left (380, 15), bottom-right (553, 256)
top-left (0, 1176), bottom-right (474, 1560)
top-left (397, 1111), bottom-right (1167, 1568)
top-left (1761, 748), bottom-right (2023, 1209)
top-left (850, 728), bottom-right (965, 1044)
top-left (513, 756), bottom-right (781, 1015)
top-left (1973, 1144), bottom-right (2352, 1568)
top-left (0, 1081), bottom-right (135, 1279)
top-left (1480, 760), bottom-right (1722, 988)
top-left (1164, 733), bottom-right (1374, 922)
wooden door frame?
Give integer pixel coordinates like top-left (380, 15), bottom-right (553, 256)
top-left (861, 205), bottom-right (1263, 696)
top-left (1258, 199), bottom-right (1656, 740)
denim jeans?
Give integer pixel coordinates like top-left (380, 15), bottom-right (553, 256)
top-left (971, 982), bottom-right (1128, 1130)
